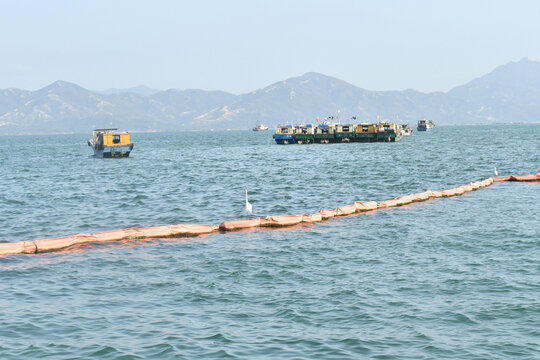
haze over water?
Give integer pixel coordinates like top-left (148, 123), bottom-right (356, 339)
top-left (1, 125), bottom-right (539, 359)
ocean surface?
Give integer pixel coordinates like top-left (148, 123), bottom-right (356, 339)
top-left (0, 125), bottom-right (539, 359)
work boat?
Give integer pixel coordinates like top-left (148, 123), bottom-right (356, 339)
top-left (253, 122), bottom-right (269, 131)
top-left (417, 119), bottom-right (435, 131)
top-left (88, 128), bottom-right (134, 158)
top-left (273, 124), bottom-right (296, 144)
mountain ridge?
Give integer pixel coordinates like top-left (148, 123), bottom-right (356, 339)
top-left (1, 59), bottom-right (539, 134)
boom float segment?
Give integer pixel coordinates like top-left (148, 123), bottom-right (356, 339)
top-left (0, 174), bottom-right (538, 256)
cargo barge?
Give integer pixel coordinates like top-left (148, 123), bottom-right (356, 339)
top-left (273, 122), bottom-right (403, 144)
top-left (273, 124), bottom-right (296, 144)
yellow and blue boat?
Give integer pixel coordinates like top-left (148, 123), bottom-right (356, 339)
top-left (88, 128), bottom-right (134, 158)
top-left (273, 124), bottom-right (296, 144)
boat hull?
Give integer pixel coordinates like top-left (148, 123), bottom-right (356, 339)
top-left (295, 134), bottom-right (314, 144)
top-left (335, 132), bottom-right (355, 143)
top-left (376, 133), bottom-right (401, 142)
top-left (314, 134), bottom-right (336, 143)
top-left (93, 145), bottom-right (133, 158)
top-left (355, 133), bottom-right (378, 142)
top-left (274, 134), bottom-right (296, 144)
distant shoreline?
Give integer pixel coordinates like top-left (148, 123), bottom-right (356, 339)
top-left (0, 122), bottom-right (538, 136)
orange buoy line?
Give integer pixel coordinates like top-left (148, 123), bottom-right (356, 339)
top-left (0, 174), bottom-right (538, 256)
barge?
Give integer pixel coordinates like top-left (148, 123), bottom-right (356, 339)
top-left (88, 128), bottom-right (134, 158)
top-left (274, 124), bottom-right (296, 144)
top-left (273, 122), bottom-right (403, 144)
top-left (295, 124), bottom-right (315, 144)
top-left (314, 123), bottom-right (335, 144)
top-left (335, 124), bottom-right (356, 143)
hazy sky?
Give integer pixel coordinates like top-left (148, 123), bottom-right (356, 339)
top-left (2, 0), bottom-right (539, 93)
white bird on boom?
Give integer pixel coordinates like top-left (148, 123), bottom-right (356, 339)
top-left (245, 189), bottom-right (253, 214)
top-left (494, 167), bottom-right (498, 176)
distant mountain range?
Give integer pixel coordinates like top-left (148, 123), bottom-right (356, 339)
top-left (1, 58), bottom-right (539, 134)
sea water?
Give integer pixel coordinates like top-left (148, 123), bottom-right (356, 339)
top-left (0, 125), bottom-right (538, 359)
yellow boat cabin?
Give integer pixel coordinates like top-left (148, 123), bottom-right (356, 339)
top-left (88, 128), bottom-right (134, 158)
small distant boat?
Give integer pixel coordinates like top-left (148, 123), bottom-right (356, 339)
top-left (417, 119), bottom-right (434, 131)
top-left (252, 122), bottom-right (269, 131)
top-left (88, 128), bottom-right (134, 158)
top-left (400, 124), bottom-right (413, 136)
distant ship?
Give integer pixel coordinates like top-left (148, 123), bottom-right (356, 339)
top-left (417, 119), bottom-right (435, 131)
top-left (253, 122), bottom-right (269, 131)
top-left (88, 128), bottom-right (134, 158)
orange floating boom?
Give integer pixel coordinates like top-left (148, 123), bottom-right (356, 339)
top-left (0, 174), bottom-right (538, 256)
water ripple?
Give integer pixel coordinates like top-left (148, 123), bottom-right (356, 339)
top-left (0, 126), bottom-right (539, 359)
